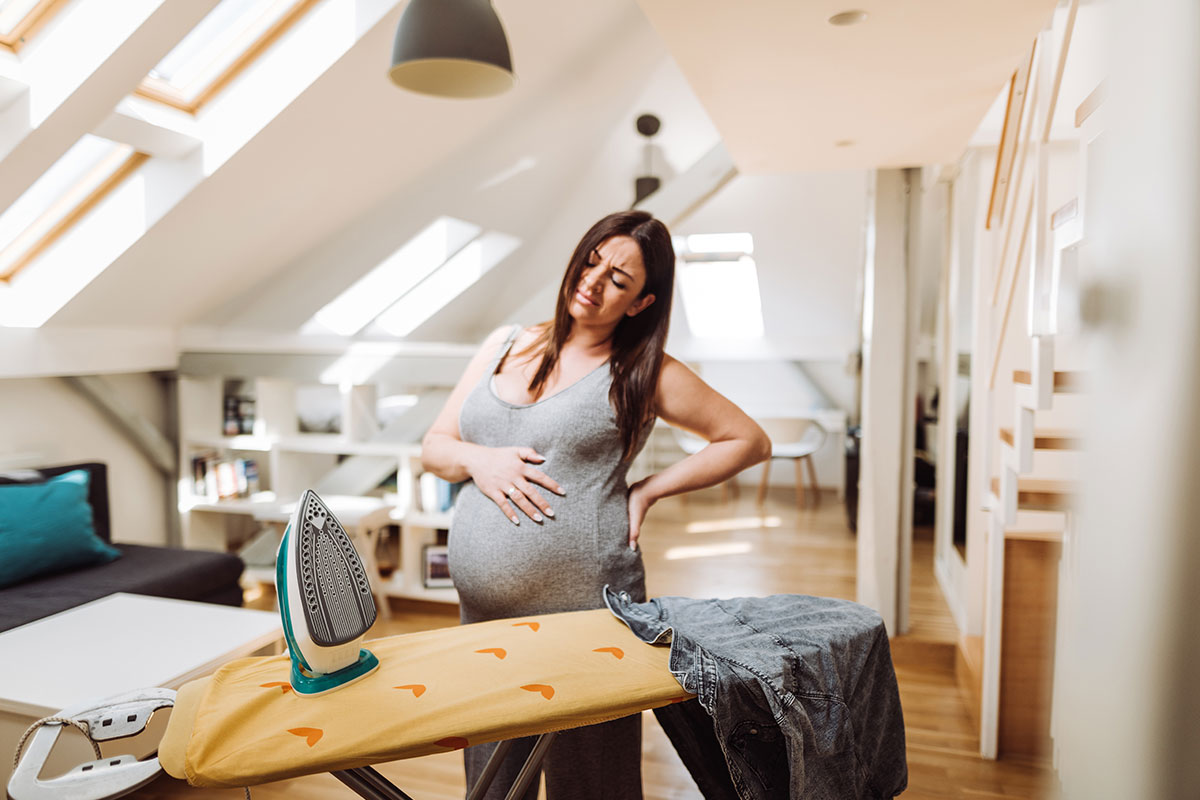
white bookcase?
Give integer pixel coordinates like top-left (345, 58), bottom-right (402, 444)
top-left (177, 376), bottom-right (457, 606)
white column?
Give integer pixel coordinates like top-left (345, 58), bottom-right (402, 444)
top-left (856, 168), bottom-right (913, 634)
top-left (340, 383), bottom-right (379, 442)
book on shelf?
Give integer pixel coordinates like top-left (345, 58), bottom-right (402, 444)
top-left (223, 392), bottom-right (256, 436)
top-left (215, 461), bottom-right (237, 499)
top-left (422, 544), bottom-right (452, 588)
top-left (191, 451), bottom-right (261, 502)
top-left (418, 472), bottom-right (463, 514)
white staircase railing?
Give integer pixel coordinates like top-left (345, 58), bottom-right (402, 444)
top-left (976, 0), bottom-right (1101, 761)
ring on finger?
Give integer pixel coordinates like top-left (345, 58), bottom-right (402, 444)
top-left (507, 485), bottom-right (520, 497)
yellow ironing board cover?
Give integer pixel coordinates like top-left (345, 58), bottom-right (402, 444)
top-left (160, 609), bottom-right (691, 788)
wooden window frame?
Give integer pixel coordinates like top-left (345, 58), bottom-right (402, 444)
top-left (0, 0), bottom-right (70, 54)
top-left (985, 42), bottom-right (1035, 233)
top-left (132, 0), bottom-right (320, 115)
top-left (0, 148), bottom-right (150, 284)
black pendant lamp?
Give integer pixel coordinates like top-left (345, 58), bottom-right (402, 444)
top-left (633, 113), bottom-right (662, 206)
top-left (389, 0), bottom-right (515, 98)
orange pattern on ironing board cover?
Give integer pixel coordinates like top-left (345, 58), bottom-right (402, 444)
top-left (475, 647), bottom-right (507, 659)
top-left (165, 608), bottom-right (692, 789)
top-left (520, 684), bottom-right (555, 699)
top-left (288, 728), bottom-right (323, 747)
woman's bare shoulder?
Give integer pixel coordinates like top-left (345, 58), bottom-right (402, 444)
top-left (654, 355), bottom-right (711, 415)
top-left (508, 322), bottom-right (550, 362)
top-left (658, 353), bottom-right (697, 383)
top-left (481, 324), bottom-right (516, 349)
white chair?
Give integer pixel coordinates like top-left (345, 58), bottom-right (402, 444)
top-left (756, 418), bottom-right (828, 510)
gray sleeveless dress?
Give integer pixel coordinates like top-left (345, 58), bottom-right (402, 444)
top-left (449, 325), bottom-right (650, 800)
top-left (450, 325), bottom-right (648, 622)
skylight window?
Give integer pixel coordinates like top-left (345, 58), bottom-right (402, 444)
top-left (674, 232), bottom-right (764, 340)
top-left (305, 219), bottom-right (520, 340)
top-left (0, 0), bottom-right (67, 53)
top-left (135, 0), bottom-right (315, 113)
top-left (678, 257), bottom-right (765, 339)
top-left (0, 134), bottom-right (146, 282)
top-left (375, 232), bottom-right (521, 337)
top-left (684, 233), bottom-right (754, 255)
top-left (0, 0), bottom-right (40, 33)
top-left (308, 217), bottom-right (482, 337)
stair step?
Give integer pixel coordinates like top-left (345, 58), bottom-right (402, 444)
top-left (990, 476), bottom-right (1075, 512)
top-left (1004, 509), bottom-right (1067, 542)
top-left (1015, 478), bottom-right (1075, 511)
top-left (1013, 369), bottom-right (1085, 393)
top-left (890, 635), bottom-right (956, 673)
top-left (998, 427), bottom-right (1082, 450)
top-left (1051, 197), bottom-right (1079, 230)
top-left (1005, 528), bottom-right (1063, 542)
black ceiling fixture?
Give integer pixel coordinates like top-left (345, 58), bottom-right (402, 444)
top-left (388, 0), bottom-right (515, 98)
top-left (633, 113), bottom-right (662, 207)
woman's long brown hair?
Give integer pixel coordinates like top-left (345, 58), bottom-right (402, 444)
top-left (514, 211), bottom-right (675, 460)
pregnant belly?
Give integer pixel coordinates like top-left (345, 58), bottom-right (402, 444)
top-left (447, 483), bottom-right (641, 621)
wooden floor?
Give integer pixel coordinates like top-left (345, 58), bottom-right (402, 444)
top-left (135, 488), bottom-right (1058, 800)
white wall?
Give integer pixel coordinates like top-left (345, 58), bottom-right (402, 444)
top-left (914, 171), bottom-right (948, 344)
top-left (0, 374), bottom-right (170, 546)
top-left (671, 171), bottom-right (869, 492)
top-left (497, 94), bottom-right (869, 370)
top-left (690, 360), bottom-right (848, 492)
top-left (671, 170), bottom-right (869, 362)
top-left (1057, 0), bottom-right (1200, 793)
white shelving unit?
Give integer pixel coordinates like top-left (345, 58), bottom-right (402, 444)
top-left (178, 376), bottom-right (457, 606)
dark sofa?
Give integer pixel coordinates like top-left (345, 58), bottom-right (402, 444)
top-left (0, 462), bottom-right (245, 632)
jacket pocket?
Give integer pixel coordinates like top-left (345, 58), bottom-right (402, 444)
top-left (725, 719), bottom-right (788, 799)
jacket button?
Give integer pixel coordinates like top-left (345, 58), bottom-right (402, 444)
top-left (749, 728), bottom-right (758, 735)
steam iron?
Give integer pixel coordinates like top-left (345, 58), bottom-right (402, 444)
top-left (277, 489), bottom-right (379, 696)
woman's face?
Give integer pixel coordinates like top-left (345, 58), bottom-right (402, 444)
top-left (568, 235), bottom-right (656, 327)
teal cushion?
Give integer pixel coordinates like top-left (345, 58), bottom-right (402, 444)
top-left (0, 469), bottom-right (121, 589)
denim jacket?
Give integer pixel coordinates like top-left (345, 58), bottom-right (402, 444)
top-left (603, 588), bottom-right (907, 800)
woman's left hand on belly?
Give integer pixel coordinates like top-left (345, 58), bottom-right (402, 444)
top-left (627, 478), bottom-right (657, 551)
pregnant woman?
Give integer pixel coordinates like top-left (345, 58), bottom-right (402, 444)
top-left (421, 210), bottom-right (770, 800)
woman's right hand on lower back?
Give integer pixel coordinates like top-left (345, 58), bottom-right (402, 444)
top-left (467, 446), bottom-right (566, 525)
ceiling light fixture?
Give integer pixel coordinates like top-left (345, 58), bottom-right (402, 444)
top-left (633, 113), bottom-right (662, 206)
top-left (828, 10), bottom-right (868, 26)
top-left (389, 0), bottom-right (515, 98)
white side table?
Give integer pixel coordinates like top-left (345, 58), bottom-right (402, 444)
top-left (0, 593), bottom-right (281, 787)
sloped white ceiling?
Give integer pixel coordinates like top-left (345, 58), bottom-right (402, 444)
top-left (38, 0), bottom-right (1061, 349)
top-left (47, 0), bottom-right (646, 328)
top-left (196, 6), bottom-right (683, 338)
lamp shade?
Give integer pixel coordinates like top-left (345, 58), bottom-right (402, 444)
top-left (389, 0), bottom-right (515, 98)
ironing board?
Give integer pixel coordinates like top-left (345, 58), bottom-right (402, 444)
top-left (9, 608), bottom-right (691, 800)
